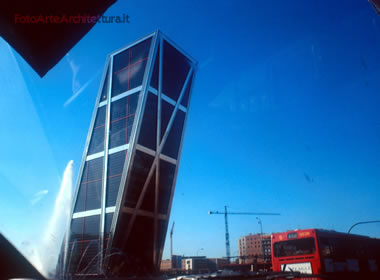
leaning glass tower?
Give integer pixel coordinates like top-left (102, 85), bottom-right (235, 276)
top-left (63, 31), bottom-right (197, 277)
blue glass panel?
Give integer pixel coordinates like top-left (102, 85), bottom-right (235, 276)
top-left (162, 110), bottom-right (186, 159)
top-left (124, 150), bottom-right (154, 208)
top-left (138, 92), bottom-right (157, 150)
top-left (109, 93), bottom-right (139, 149)
top-left (158, 159), bottom-right (175, 214)
top-left (162, 40), bottom-right (190, 101)
top-left (106, 150), bottom-right (127, 207)
top-left (88, 106), bottom-right (106, 155)
top-left (112, 38), bottom-right (152, 97)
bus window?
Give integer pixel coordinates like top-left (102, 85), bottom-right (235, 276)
top-left (318, 237), bottom-right (332, 257)
top-left (274, 238), bottom-right (316, 257)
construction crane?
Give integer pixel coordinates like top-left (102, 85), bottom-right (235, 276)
top-left (170, 221), bottom-right (175, 260)
top-left (208, 206), bottom-right (280, 262)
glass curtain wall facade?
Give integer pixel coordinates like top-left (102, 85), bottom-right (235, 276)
top-left (63, 31), bottom-right (197, 277)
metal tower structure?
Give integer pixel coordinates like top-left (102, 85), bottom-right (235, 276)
top-left (63, 31), bottom-right (197, 277)
top-left (208, 206), bottom-right (280, 262)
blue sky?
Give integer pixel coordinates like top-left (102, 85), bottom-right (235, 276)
top-left (0, 0), bottom-right (379, 262)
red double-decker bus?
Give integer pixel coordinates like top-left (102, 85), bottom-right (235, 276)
top-left (271, 229), bottom-right (380, 279)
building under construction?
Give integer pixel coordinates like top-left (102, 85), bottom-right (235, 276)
top-left (238, 234), bottom-right (271, 264)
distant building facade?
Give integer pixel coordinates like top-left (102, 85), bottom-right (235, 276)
top-left (238, 234), bottom-right (271, 264)
top-left (160, 255), bottom-right (183, 271)
top-left (63, 31), bottom-right (197, 278)
top-left (261, 235), bottom-right (271, 262)
top-left (181, 257), bottom-right (228, 272)
top-left (172, 255), bottom-right (183, 269)
top-left (209, 258), bottom-right (229, 270)
top-left (160, 259), bottom-right (172, 271)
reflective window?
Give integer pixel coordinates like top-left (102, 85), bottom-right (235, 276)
top-left (274, 238), bottom-right (316, 257)
top-left (140, 168), bottom-right (156, 212)
top-left (318, 236), bottom-right (369, 259)
top-left (104, 212), bottom-right (113, 239)
top-left (157, 219), bottom-right (168, 252)
top-left (113, 213), bottom-right (131, 247)
top-left (100, 67), bottom-right (109, 102)
top-left (106, 176), bottom-right (121, 208)
top-left (70, 218), bottom-right (83, 241)
top-left (160, 99), bottom-right (174, 141)
top-left (68, 215), bottom-right (100, 273)
top-left (162, 110), bottom-right (186, 159)
top-left (88, 128), bottom-right (105, 155)
top-left (74, 157), bottom-right (103, 212)
top-left (88, 106), bottom-right (106, 155)
top-left (138, 92), bottom-right (157, 150)
top-left (180, 72), bottom-right (193, 108)
top-left (109, 93), bottom-right (139, 149)
top-left (319, 237), bottom-right (332, 258)
top-left (130, 38), bottom-right (152, 65)
top-left (106, 150), bottom-right (127, 207)
top-left (158, 160), bottom-right (176, 214)
top-left (124, 150), bottom-right (154, 208)
top-left (150, 45), bottom-right (160, 90)
top-left (112, 38), bottom-right (152, 97)
top-left (104, 212), bottom-right (114, 257)
top-left (123, 215), bottom-right (154, 272)
top-left (162, 40), bottom-right (190, 101)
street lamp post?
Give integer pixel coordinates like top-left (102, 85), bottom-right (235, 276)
top-left (348, 220), bottom-right (380, 233)
top-left (256, 217), bottom-right (265, 266)
top-left (256, 217), bottom-right (263, 235)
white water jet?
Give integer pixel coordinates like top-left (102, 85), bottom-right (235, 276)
top-left (30, 160), bottom-right (73, 277)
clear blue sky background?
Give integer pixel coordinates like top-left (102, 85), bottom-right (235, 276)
top-left (0, 0), bottom-right (379, 261)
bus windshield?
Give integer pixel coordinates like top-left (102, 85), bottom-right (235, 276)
top-left (274, 238), bottom-right (316, 257)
